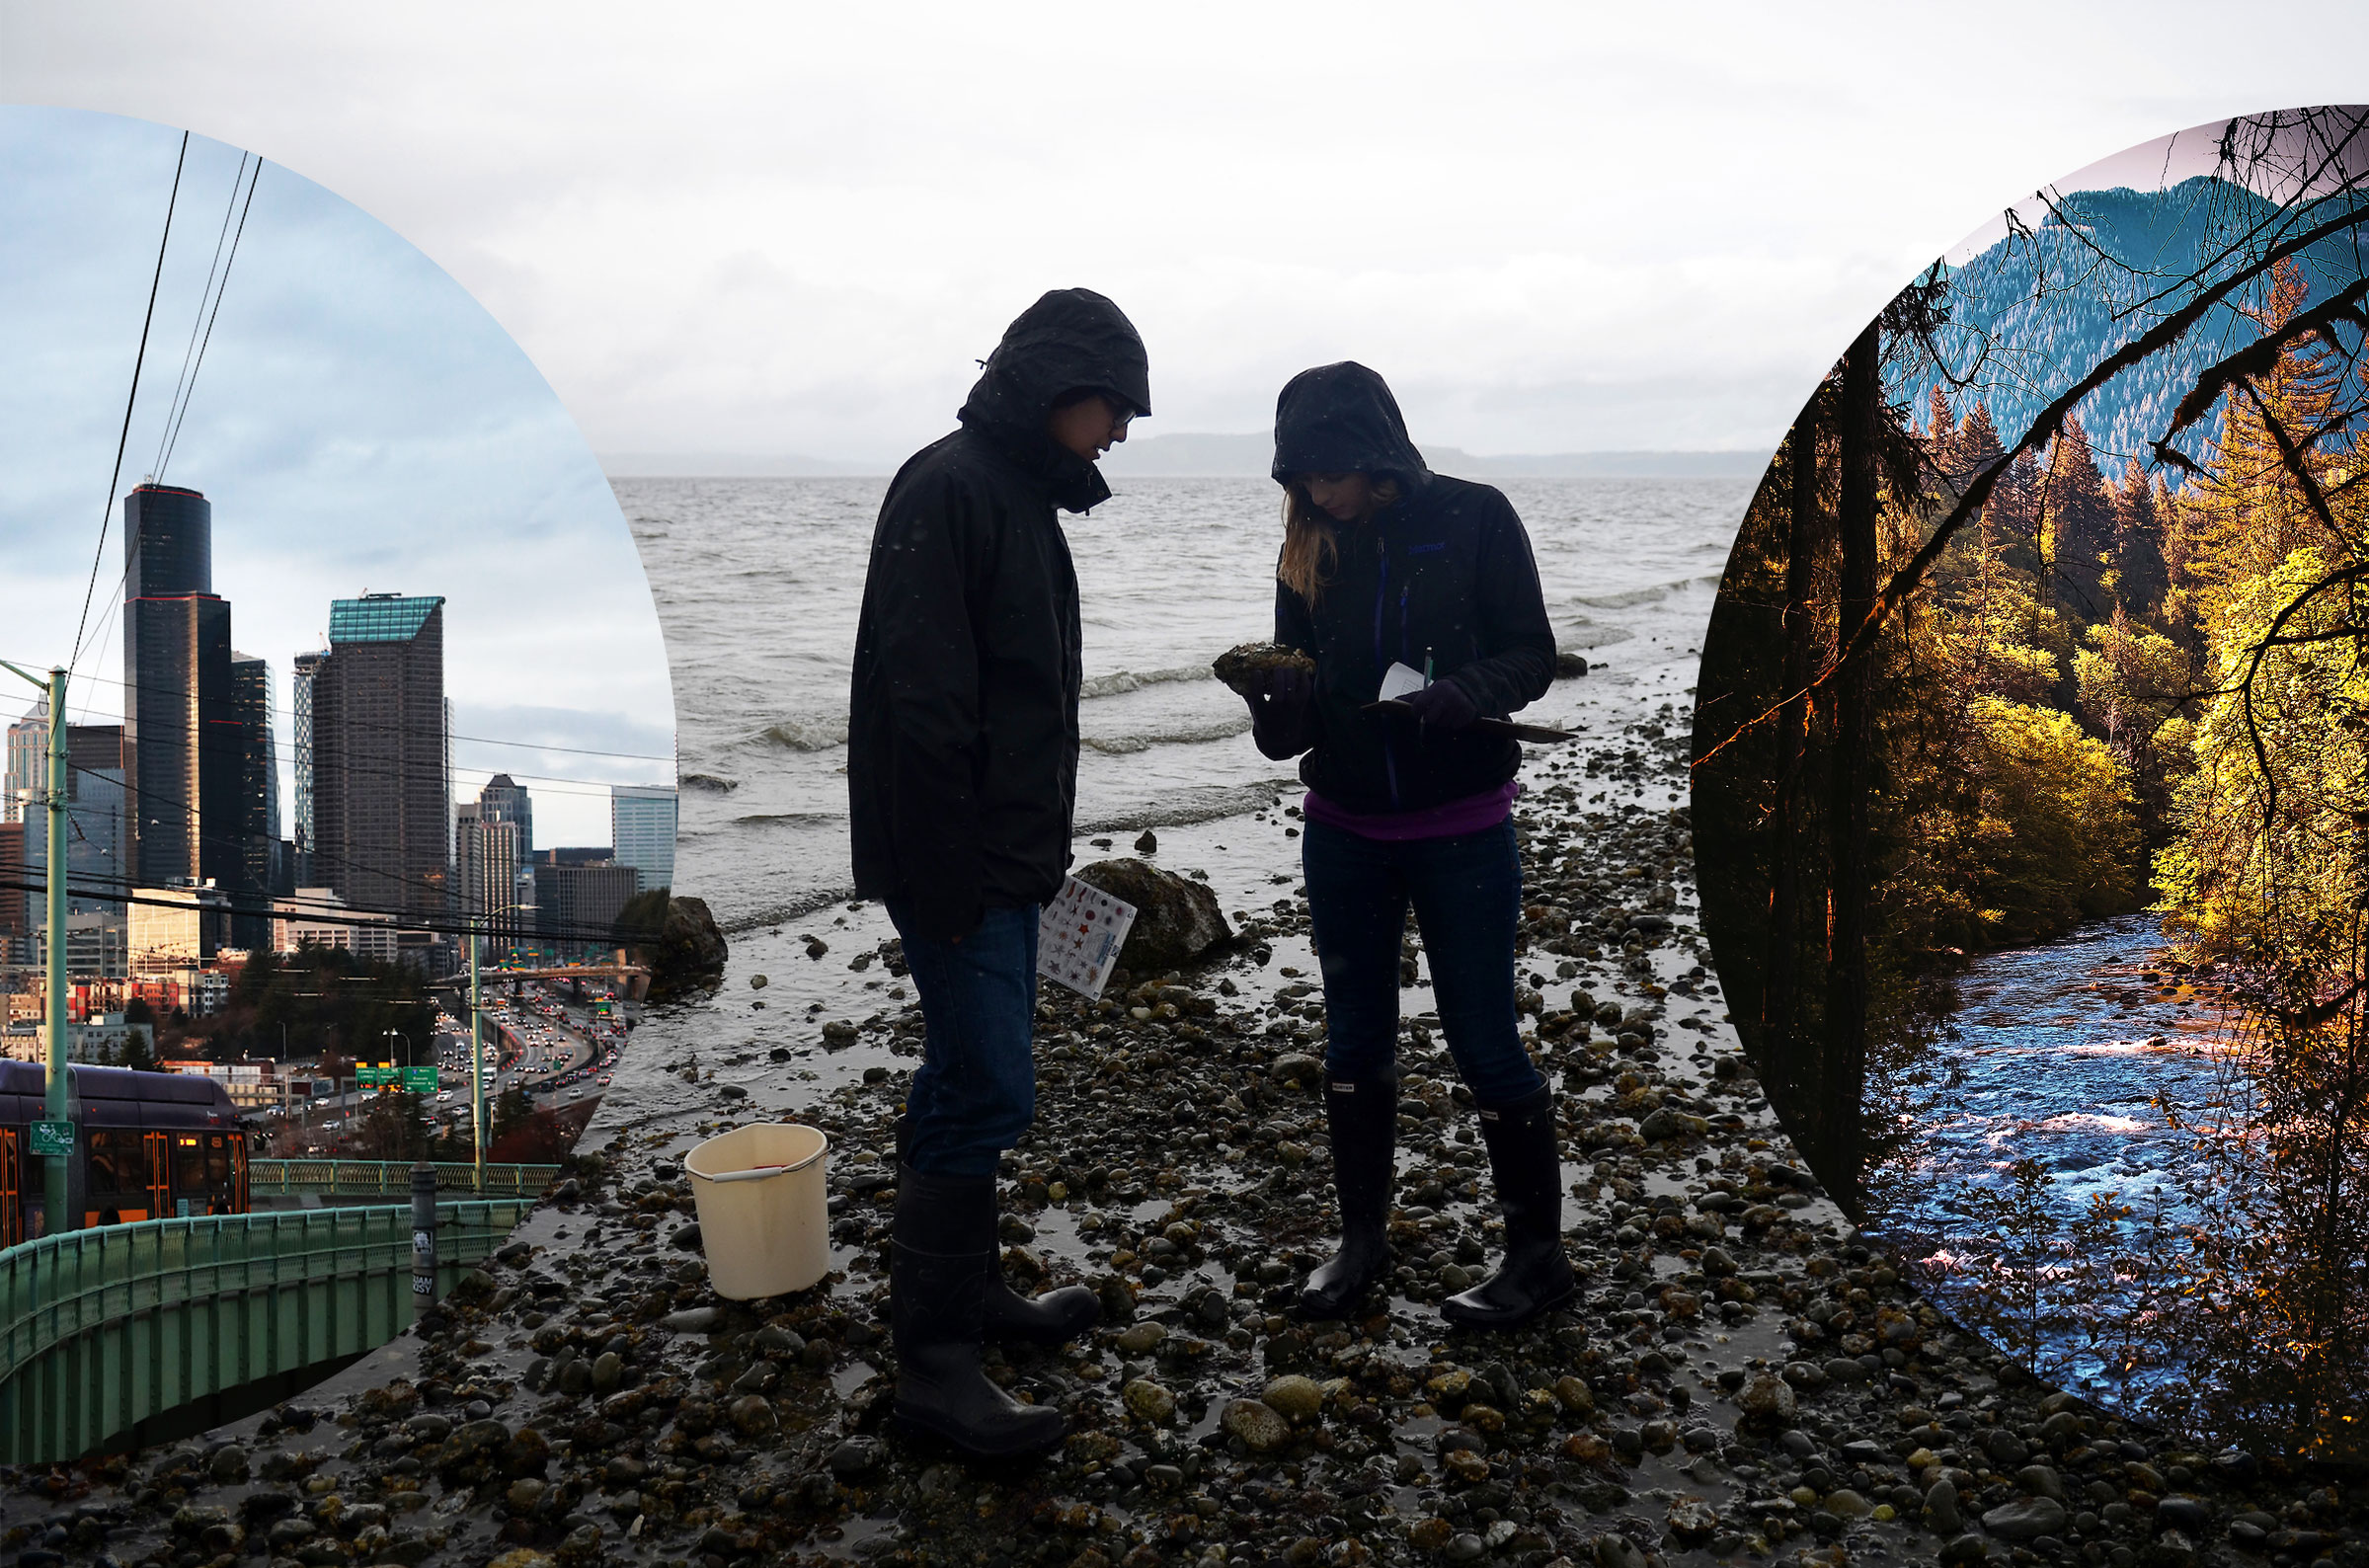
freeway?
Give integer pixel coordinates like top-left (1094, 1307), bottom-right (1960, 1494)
top-left (263, 979), bottom-right (630, 1156)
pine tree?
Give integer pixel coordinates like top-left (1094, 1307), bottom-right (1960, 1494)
top-left (2044, 415), bottom-right (2116, 625)
top-left (2109, 457), bottom-right (2172, 619)
top-left (2175, 259), bottom-right (2348, 627)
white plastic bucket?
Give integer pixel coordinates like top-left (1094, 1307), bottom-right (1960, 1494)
top-left (682, 1122), bottom-right (831, 1299)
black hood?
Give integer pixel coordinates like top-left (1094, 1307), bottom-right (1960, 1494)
top-left (1270, 361), bottom-right (1431, 489)
top-left (958, 287), bottom-right (1151, 513)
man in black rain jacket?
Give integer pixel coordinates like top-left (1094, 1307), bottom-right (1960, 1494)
top-left (848, 287), bottom-right (1148, 1458)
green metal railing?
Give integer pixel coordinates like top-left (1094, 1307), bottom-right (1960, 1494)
top-left (249, 1160), bottom-right (562, 1199)
top-left (0, 1200), bottom-right (533, 1462)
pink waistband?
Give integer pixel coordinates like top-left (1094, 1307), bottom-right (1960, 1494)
top-left (1302, 780), bottom-right (1520, 841)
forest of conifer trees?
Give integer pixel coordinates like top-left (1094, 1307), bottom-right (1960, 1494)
top-left (1692, 107), bottom-right (2369, 1461)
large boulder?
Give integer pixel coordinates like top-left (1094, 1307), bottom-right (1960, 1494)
top-left (1072, 858), bottom-right (1231, 974)
top-left (647, 897), bottom-right (730, 1000)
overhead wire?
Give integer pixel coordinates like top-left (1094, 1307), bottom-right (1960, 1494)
top-left (147, 152), bottom-right (251, 482)
top-left (0, 877), bottom-right (642, 948)
top-left (15, 660), bottom-right (679, 767)
top-left (68, 131), bottom-right (190, 676)
top-left (157, 158), bottom-right (263, 484)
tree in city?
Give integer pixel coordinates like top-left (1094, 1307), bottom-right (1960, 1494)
top-left (354, 1089), bottom-right (433, 1161)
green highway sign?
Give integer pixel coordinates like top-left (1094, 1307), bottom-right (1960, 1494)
top-left (356, 1066), bottom-right (397, 1088)
top-left (30, 1121), bottom-right (74, 1157)
top-left (403, 1065), bottom-right (438, 1092)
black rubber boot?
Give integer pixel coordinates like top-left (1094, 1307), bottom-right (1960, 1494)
top-left (1299, 1076), bottom-right (1397, 1319)
top-left (892, 1155), bottom-right (1101, 1345)
top-left (891, 1166), bottom-right (1066, 1457)
top-left (1442, 1083), bottom-right (1575, 1329)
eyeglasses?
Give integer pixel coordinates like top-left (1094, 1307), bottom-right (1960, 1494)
top-left (1102, 395), bottom-right (1136, 432)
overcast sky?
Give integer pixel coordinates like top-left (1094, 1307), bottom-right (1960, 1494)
top-left (8, 3), bottom-right (2368, 474)
top-left (0, 106), bottom-right (674, 850)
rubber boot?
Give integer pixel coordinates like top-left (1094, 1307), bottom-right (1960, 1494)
top-left (1299, 1076), bottom-right (1397, 1319)
top-left (890, 1166), bottom-right (1066, 1457)
top-left (898, 1159), bottom-right (1102, 1345)
top-left (1442, 1083), bottom-right (1575, 1329)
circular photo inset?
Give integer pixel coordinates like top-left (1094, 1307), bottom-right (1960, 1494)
top-left (1694, 105), bottom-right (2369, 1463)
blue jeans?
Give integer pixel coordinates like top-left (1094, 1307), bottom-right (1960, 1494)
top-left (1303, 816), bottom-right (1544, 1105)
top-left (886, 901), bottom-right (1041, 1178)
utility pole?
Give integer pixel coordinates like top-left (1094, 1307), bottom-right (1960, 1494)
top-left (470, 922), bottom-right (485, 1193)
top-left (2, 663), bottom-right (73, 1238)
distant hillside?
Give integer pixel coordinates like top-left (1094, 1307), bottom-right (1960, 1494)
top-left (1896, 176), bottom-right (2369, 465)
top-left (603, 439), bottom-right (1765, 482)
top-left (1103, 433), bottom-right (1762, 479)
top-left (600, 451), bottom-right (880, 477)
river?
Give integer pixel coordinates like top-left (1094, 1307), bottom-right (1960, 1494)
top-left (1868, 911), bottom-right (2249, 1405)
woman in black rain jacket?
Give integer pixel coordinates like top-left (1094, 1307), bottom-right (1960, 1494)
top-left (1238, 360), bottom-right (1574, 1329)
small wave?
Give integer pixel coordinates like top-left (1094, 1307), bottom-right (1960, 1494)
top-left (732, 811), bottom-right (842, 827)
top-left (1571, 583), bottom-right (1677, 610)
top-left (1075, 780), bottom-right (1293, 835)
top-left (1081, 666), bottom-right (1213, 699)
top-left (2034, 1112), bottom-right (2152, 1134)
top-left (757, 716), bottom-right (850, 751)
top-left (719, 886), bottom-right (861, 935)
top-left (1082, 715), bottom-right (1251, 753)
top-left (682, 772), bottom-right (739, 792)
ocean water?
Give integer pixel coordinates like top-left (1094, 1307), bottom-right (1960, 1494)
top-left (618, 474), bottom-right (1753, 936)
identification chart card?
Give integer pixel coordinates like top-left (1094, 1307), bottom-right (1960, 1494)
top-left (1037, 877), bottom-right (1138, 998)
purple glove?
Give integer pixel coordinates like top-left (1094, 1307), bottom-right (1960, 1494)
top-left (1398, 675), bottom-right (1477, 733)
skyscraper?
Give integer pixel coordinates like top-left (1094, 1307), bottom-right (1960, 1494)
top-left (291, 648), bottom-right (327, 887)
top-left (228, 653), bottom-right (280, 950)
top-left (7, 713), bottom-right (127, 936)
top-left (0, 822), bottom-right (21, 959)
top-left (2, 699), bottom-right (43, 824)
top-left (475, 774), bottom-right (534, 950)
top-left (611, 784), bottom-right (677, 896)
top-left (121, 483), bottom-right (235, 892)
top-left (311, 593), bottom-right (450, 921)
top-left (454, 801), bottom-right (521, 957)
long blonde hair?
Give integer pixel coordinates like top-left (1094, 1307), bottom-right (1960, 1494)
top-left (1278, 475), bottom-right (1401, 604)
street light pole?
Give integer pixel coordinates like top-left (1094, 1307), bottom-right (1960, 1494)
top-left (2, 663), bottom-right (72, 1238)
top-left (470, 922), bottom-right (485, 1194)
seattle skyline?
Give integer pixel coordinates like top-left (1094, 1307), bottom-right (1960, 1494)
top-left (0, 108), bottom-right (673, 850)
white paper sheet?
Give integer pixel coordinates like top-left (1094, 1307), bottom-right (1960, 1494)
top-left (1037, 876), bottom-right (1139, 998)
top-left (1379, 661), bottom-right (1428, 701)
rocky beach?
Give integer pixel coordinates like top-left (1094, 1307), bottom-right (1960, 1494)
top-left (6, 688), bottom-right (2364, 1568)
top-left (5, 475), bottom-right (2363, 1568)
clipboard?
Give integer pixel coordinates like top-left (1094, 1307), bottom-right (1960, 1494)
top-left (1363, 699), bottom-right (1580, 745)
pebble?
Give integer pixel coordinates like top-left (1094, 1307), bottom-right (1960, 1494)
top-left (1260, 1373), bottom-right (1323, 1421)
top-left (1114, 1321), bottom-right (1165, 1355)
top-left (1981, 1495), bottom-right (2069, 1540)
top-left (1121, 1378), bottom-right (1176, 1424)
top-left (829, 1439), bottom-right (882, 1477)
top-left (1220, 1398), bottom-right (1292, 1451)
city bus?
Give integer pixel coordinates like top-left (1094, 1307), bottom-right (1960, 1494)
top-left (0, 1061), bottom-right (249, 1245)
